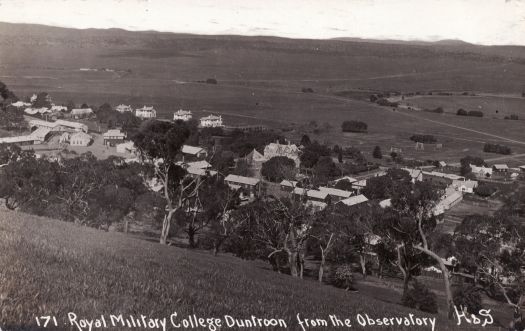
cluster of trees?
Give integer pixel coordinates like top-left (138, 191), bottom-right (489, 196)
top-left (484, 143), bottom-right (512, 155)
top-left (410, 134), bottom-right (437, 144)
top-left (94, 103), bottom-right (142, 133)
top-left (261, 156), bottom-right (296, 182)
top-left (504, 114), bottom-right (519, 120)
top-left (457, 109), bottom-right (484, 117)
top-left (0, 145), bottom-right (151, 227)
top-left (459, 155), bottom-right (486, 176)
top-left (341, 120), bottom-right (368, 133)
top-left (0, 81), bottom-right (23, 130)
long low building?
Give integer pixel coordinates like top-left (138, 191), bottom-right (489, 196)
top-left (29, 119), bottom-right (88, 133)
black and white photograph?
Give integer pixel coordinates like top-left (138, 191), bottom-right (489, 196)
top-left (0, 0), bottom-right (525, 330)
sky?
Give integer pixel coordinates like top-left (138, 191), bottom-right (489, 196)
top-left (0, 0), bottom-right (524, 45)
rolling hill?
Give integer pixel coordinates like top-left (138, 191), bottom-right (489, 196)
top-left (0, 209), bottom-right (466, 330)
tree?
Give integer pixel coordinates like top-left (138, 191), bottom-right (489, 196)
top-left (453, 215), bottom-right (525, 323)
top-left (0, 81), bottom-right (18, 105)
top-left (299, 141), bottom-right (331, 169)
top-left (0, 106), bottom-right (25, 130)
top-left (310, 210), bottom-right (339, 282)
top-left (373, 146), bottom-right (382, 159)
top-left (312, 156), bottom-right (338, 185)
top-left (261, 156), bottom-right (296, 182)
top-left (33, 92), bottom-right (52, 108)
top-left (460, 155), bottom-right (485, 176)
top-left (341, 120), bottom-right (368, 133)
top-left (131, 120), bottom-right (196, 244)
top-left (300, 134), bottom-right (311, 146)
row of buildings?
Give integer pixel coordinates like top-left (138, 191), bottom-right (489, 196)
top-left (117, 106), bottom-right (224, 128)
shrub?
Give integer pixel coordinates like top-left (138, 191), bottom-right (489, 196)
top-left (410, 134), bottom-right (436, 144)
top-left (483, 143), bottom-right (511, 155)
top-left (342, 120), bottom-right (368, 133)
top-left (402, 281), bottom-right (438, 313)
top-left (373, 146), bottom-right (382, 159)
top-left (474, 184), bottom-right (497, 197)
top-left (261, 156), bottom-right (296, 182)
top-left (330, 264), bottom-right (355, 290)
top-left (376, 98), bottom-right (399, 107)
top-left (205, 78), bottom-right (218, 84)
top-left (504, 114), bottom-right (519, 120)
top-left (457, 108), bottom-right (468, 116)
top-left (453, 285), bottom-right (483, 314)
top-left (301, 87), bottom-right (314, 93)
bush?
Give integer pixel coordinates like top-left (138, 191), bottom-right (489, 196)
top-left (504, 114), bottom-right (519, 120)
top-left (376, 98), bottom-right (399, 107)
top-left (474, 184), bottom-right (497, 197)
top-left (453, 285), bottom-right (483, 314)
top-left (342, 120), bottom-right (368, 133)
top-left (402, 281), bottom-right (438, 314)
top-left (410, 134), bottom-right (436, 144)
top-left (205, 78), bottom-right (218, 84)
top-left (483, 143), bottom-right (512, 155)
top-left (301, 87), bottom-right (314, 93)
top-left (456, 108), bottom-right (468, 116)
top-left (373, 146), bottom-right (382, 159)
top-left (261, 156), bottom-right (296, 182)
top-left (330, 264), bottom-right (355, 290)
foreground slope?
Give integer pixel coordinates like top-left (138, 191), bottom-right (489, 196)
top-left (0, 210), bottom-right (462, 330)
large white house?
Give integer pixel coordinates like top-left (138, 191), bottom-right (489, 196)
top-left (116, 104), bottom-right (133, 113)
top-left (135, 106), bottom-right (157, 119)
top-left (173, 109), bottom-right (192, 121)
top-left (199, 114), bottom-right (223, 127)
top-left (263, 142), bottom-right (301, 168)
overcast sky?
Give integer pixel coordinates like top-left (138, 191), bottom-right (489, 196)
top-left (0, 0), bottom-right (524, 45)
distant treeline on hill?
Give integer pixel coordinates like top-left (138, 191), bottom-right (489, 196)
top-left (483, 143), bottom-right (512, 155)
top-left (341, 120), bottom-right (368, 133)
top-left (422, 107), bottom-right (444, 114)
top-left (457, 108), bottom-right (483, 117)
top-left (410, 134), bottom-right (437, 144)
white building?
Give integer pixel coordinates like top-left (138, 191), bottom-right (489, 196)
top-left (51, 105), bottom-right (68, 112)
top-left (135, 106), bottom-right (157, 119)
top-left (11, 101), bottom-right (31, 108)
top-left (116, 104), bottom-right (133, 113)
top-left (116, 141), bottom-right (137, 154)
top-left (452, 180), bottom-right (478, 194)
top-left (182, 145), bottom-right (207, 159)
top-left (318, 186), bottom-right (353, 202)
top-left (69, 132), bottom-right (92, 146)
top-left (339, 194), bottom-right (369, 207)
top-left (173, 109), bottom-right (192, 121)
top-left (70, 108), bottom-right (93, 118)
top-left (199, 114), bottom-right (223, 127)
top-left (470, 164), bottom-right (493, 178)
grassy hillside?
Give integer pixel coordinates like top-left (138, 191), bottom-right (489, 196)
top-left (0, 210), bottom-right (463, 330)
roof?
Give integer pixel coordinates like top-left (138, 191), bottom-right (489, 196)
top-left (318, 186), bottom-right (352, 198)
top-left (70, 132), bottom-right (92, 140)
top-left (187, 167), bottom-right (218, 177)
top-left (293, 187), bottom-right (329, 200)
top-left (186, 160), bottom-right (211, 169)
top-left (136, 106), bottom-right (155, 111)
top-left (103, 129), bottom-right (126, 138)
top-left (225, 174), bottom-right (260, 186)
top-left (174, 109), bottom-right (192, 115)
top-left (30, 127), bottom-right (51, 140)
top-left (422, 171), bottom-right (464, 181)
top-left (182, 145), bottom-right (205, 155)
top-left (280, 180), bottom-right (298, 187)
top-left (352, 179), bottom-right (367, 188)
top-left (438, 161), bottom-right (447, 167)
top-left (493, 164), bottom-right (509, 170)
top-left (0, 135), bottom-right (35, 144)
top-left (71, 108), bottom-right (93, 114)
top-left (340, 194), bottom-right (369, 206)
top-left (453, 180), bottom-right (478, 189)
top-left (200, 115), bottom-right (221, 121)
top-left (402, 168), bottom-right (423, 179)
top-left (379, 198), bottom-right (392, 208)
top-left (333, 176), bottom-right (357, 183)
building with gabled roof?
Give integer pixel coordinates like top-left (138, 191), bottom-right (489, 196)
top-left (181, 145), bottom-right (207, 159)
top-left (318, 186), bottom-right (352, 202)
top-left (116, 104), bottom-right (133, 113)
top-left (470, 164), bottom-right (492, 178)
top-left (200, 114), bottom-right (223, 127)
top-left (135, 106), bottom-right (157, 119)
top-left (173, 109), bottom-right (192, 121)
top-left (103, 129), bottom-right (126, 146)
top-left (29, 119), bottom-right (88, 133)
top-left (69, 132), bottom-right (92, 146)
top-left (186, 160), bottom-right (211, 169)
top-left (492, 164), bottom-right (509, 172)
top-left (224, 174), bottom-right (261, 198)
top-left (263, 141), bottom-right (301, 168)
top-left (339, 194), bottom-right (369, 207)
top-left (452, 180), bottom-right (478, 193)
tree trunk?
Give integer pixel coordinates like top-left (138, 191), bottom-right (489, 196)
top-left (159, 209), bottom-right (175, 245)
top-left (289, 252), bottom-right (299, 277)
top-left (414, 245), bottom-right (454, 320)
top-left (213, 244), bottom-right (219, 256)
top-left (359, 255), bottom-right (367, 279)
top-left (318, 254), bottom-right (326, 282)
top-left (188, 227), bottom-right (196, 248)
top-left (402, 273), bottom-right (411, 300)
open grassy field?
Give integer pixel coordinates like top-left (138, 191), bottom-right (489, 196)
top-left (399, 95), bottom-right (525, 119)
top-left (0, 209), bottom-right (471, 331)
top-left (2, 22), bottom-right (525, 165)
